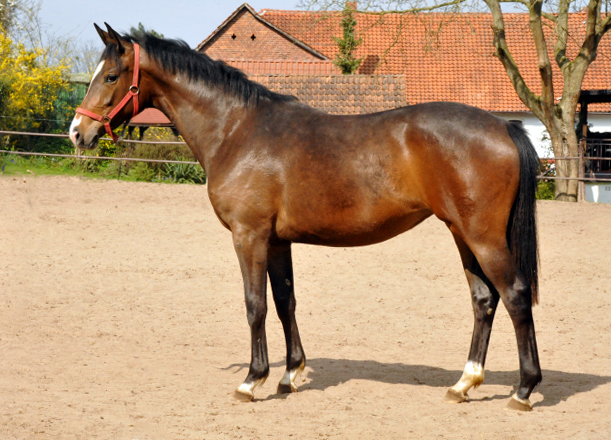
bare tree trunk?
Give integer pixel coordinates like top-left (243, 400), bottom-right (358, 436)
top-left (549, 117), bottom-right (579, 201)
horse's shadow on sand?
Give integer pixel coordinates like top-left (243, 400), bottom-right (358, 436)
top-left (224, 358), bottom-right (611, 407)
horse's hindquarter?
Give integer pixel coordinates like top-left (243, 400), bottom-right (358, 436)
top-left (399, 103), bottom-right (521, 236)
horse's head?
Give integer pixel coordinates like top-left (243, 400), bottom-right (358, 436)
top-left (70, 23), bottom-right (141, 149)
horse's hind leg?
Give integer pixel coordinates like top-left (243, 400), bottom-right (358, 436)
top-left (464, 238), bottom-right (542, 411)
top-left (267, 242), bottom-right (306, 394)
top-left (446, 234), bottom-right (500, 404)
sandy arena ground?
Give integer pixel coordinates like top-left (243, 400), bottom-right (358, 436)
top-left (0, 175), bottom-right (610, 439)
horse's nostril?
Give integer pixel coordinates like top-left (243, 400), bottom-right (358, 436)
top-left (88, 135), bottom-right (99, 149)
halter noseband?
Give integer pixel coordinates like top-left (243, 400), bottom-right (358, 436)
top-left (76, 43), bottom-right (141, 143)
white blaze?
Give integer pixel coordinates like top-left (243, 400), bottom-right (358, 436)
top-left (69, 60), bottom-right (105, 145)
top-left (87, 60), bottom-right (106, 97)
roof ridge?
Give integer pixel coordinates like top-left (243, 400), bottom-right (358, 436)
top-left (223, 58), bottom-right (334, 62)
top-left (250, 73), bottom-right (406, 77)
top-left (259, 8), bottom-right (328, 14)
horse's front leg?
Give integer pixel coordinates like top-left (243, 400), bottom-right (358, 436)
top-left (232, 228), bottom-right (270, 402)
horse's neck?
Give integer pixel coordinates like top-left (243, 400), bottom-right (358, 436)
top-left (147, 72), bottom-right (248, 171)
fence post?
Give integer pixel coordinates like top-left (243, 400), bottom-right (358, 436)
top-left (75, 146), bottom-right (82, 170)
top-left (117, 138), bottom-right (124, 180)
top-left (578, 138), bottom-right (585, 202)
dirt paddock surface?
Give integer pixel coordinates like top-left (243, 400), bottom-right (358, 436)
top-left (1, 175), bottom-right (610, 439)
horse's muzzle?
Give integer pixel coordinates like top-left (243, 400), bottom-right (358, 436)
top-left (73, 132), bottom-right (99, 150)
top-left (70, 120), bottom-right (100, 150)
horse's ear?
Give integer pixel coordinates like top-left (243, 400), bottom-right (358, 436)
top-left (104, 22), bottom-right (127, 55)
top-left (94, 23), bottom-right (111, 45)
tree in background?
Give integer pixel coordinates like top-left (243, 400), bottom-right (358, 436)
top-left (484, 0), bottom-right (611, 201)
top-left (0, 0), bottom-right (19, 37)
top-left (70, 39), bottom-right (103, 76)
top-left (130, 22), bottom-right (164, 39)
top-left (333, 2), bottom-right (364, 74)
top-left (0, 0), bottom-right (76, 151)
top-left (1, 0), bottom-right (54, 50)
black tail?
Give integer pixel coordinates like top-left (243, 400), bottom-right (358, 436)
top-left (505, 122), bottom-right (540, 304)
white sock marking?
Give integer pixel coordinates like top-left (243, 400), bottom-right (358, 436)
top-left (450, 361), bottom-right (485, 395)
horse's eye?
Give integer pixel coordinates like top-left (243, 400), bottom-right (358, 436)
top-left (106, 75), bottom-right (118, 83)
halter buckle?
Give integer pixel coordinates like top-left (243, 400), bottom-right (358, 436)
top-left (129, 85), bottom-right (140, 95)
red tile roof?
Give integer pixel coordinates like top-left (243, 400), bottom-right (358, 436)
top-left (250, 74), bottom-right (406, 113)
top-left (259, 10), bottom-right (611, 112)
top-left (225, 59), bottom-right (340, 74)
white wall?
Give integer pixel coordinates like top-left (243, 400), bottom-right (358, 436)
top-left (586, 182), bottom-right (611, 204)
top-left (494, 112), bottom-right (611, 158)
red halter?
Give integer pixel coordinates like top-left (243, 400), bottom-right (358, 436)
top-left (76, 43), bottom-right (141, 143)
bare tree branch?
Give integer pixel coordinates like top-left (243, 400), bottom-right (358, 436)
top-left (526, 0), bottom-right (555, 117)
top-left (554, 0), bottom-right (570, 70)
top-left (499, 0), bottom-right (558, 22)
top-left (484, 0), bottom-right (543, 118)
top-left (596, 9), bottom-right (611, 33)
top-left (579, 0), bottom-right (601, 62)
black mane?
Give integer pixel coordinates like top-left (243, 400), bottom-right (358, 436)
top-left (103, 31), bottom-right (296, 106)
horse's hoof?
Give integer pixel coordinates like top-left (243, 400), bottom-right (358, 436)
top-left (444, 388), bottom-right (469, 403)
top-left (506, 394), bottom-right (532, 411)
top-left (277, 382), bottom-right (298, 394)
top-left (277, 361), bottom-right (305, 395)
top-left (233, 388), bottom-right (255, 402)
top-left (233, 376), bottom-right (267, 402)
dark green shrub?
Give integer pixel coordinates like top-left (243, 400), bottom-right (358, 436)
top-left (536, 180), bottom-right (555, 200)
top-left (162, 160), bottom-right (206, 184)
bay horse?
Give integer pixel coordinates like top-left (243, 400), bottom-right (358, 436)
top-left (70, 24), bottom-right (542, 411)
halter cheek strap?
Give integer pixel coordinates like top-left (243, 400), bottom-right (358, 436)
top-left (76, 43), bottom-right (141, 143)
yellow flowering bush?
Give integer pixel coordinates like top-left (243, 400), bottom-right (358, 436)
top-left (0, 32), bottom-right (72, 151)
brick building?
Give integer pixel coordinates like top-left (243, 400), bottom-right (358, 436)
top-left (198, 3), bottom-right (327, 63)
